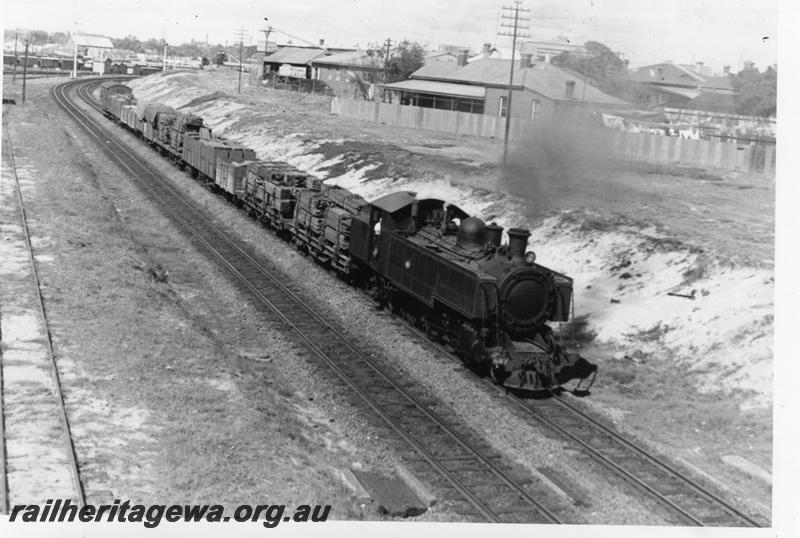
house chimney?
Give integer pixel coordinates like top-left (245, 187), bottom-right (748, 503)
top-left (319, 38), bottom-right (325, 47)
top-left (723, 64), bottom-right (731, 74)
top-left (456, 49), bottom-right (468, 67)
top-left (482, 42), bottom-right (492, 57)
top-left (520, 53), bottom-right (533, 69)
top-left (565, 80), bottom-right (576, 99)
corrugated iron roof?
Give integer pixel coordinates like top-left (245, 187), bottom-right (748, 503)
top-left (655, 86), bottom-right (703, 99)
top-left (631, 63), bottom-right (734, 92)
top-left (311, 50), bottom-right (383, 69)
top-left (520, 64), bottom-right (629, 105)
top-left (71, 33), bottom-right (114, 49)
top-left (381, 79), bottom-right (486, 99)
top-left (264, 46), bottom-right (327, 65)
top-left (410, 58), bottom-right (628, 106)
top-left (631, 62), bottom-right (704, 86)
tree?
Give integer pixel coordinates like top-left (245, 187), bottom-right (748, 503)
top-left (551, 41), bottom-right (644, 104)
top-left (24, 30), bottom-right (49, 45)
top-left (113, 34), bottom-right (143, 52)
top-left (141, 38), bottom-right (166, 54)
top-left (50, 32), bottom-right (69, 45)
top-left (731, 63), bottom-right (776, 117)
top-left (385, 40), bottom-right (425, 83)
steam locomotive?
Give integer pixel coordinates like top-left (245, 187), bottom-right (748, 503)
top-left (99, 81), bottom-right (597, 392)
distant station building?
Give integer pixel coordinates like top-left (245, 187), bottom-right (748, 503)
top-left (65, 32), bottom-right (114, 62)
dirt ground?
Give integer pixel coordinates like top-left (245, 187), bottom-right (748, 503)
top-left (0, 72), bottom-right (775, 525)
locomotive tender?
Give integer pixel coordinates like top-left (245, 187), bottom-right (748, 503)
top-left (99, 81), bottom-right (597, 392)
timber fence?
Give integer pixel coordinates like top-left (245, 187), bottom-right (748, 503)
top-left (331, 98), bottom-right (775, 175)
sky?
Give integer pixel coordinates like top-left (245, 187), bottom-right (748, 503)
top-left (0, 0), bottom-right (780, 71)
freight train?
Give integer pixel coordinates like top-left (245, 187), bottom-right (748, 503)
top-left (98, 81), bottom-right (597, 392)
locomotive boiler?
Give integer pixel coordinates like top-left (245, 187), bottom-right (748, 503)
top-left (346, 193), bottom-right (597, 391)
top-left (99, 83), bottom-right (596, 392)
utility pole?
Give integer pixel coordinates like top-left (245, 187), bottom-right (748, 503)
top-left (262, 19), bottom-right (272, 57)
top-left (13, 31), bottom-right (18, 83)
top-left (383, 38), bottom-right (392, 83)
top-left (234, 27), bottom-right (249, 93)
top-left (22, 41), bottom-right (29, 104)
top-left (382, 38), bottom-right (392, 102)
top-left (498, 0), bottom-right (531, 164)
top-left (72, 29), bottom-right (78, 79)
top-left (163, 42), bottom-right (168, 71)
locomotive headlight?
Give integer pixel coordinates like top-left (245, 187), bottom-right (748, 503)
top-left (524, 251), bottom-right (536, 265)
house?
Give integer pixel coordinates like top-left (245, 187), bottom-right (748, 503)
top-left (630, 61), bottom-right (736, 113)
top-left (310, 50), bottom-right (386, 98)
top-left (381, 53), bottom-right (630, 123)
top-left (263, 46), bottom-right (329, 79)
top-left (468, 38), bottom-right (589, 64)
top-left (65, 32), bottom-right (114, 62)
top-left (424, 50), bottom-right (459, 64)
top-left (521, 37), bottom-right (588, 64)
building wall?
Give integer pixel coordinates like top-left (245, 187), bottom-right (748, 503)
top-left (484, 87), bottom-right (556, 121)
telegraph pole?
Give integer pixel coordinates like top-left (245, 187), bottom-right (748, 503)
top-left (383, 38), bottom-right (392, 83)
top-left (13, 31), bottom-right (18, 83)
top-left (22, 41), bottom-right (29, 104)
top-left (498, 0), bottom-right (530, 164)
top-left (234, 27), bottom-right (249, 93)
top-left (163, 42), bottom-right (168, 71)
top-left (382, 38), bottom-right (392, 102)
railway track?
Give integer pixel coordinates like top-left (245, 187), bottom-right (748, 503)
top-left (514, 393), bottom-right (764, 526)
top-left (54, 77), bottom-right (569, 523)
top-left (392, 318), bottom-right (764, 527)
top-left (0, 112), bottom-right (86, 512)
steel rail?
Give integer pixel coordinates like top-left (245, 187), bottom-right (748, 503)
top-left (70, 76), bottom-right (760, 527)
top-left (55, 77), bottom-right (561, 524)
top-left (396, 317), bottom-right (762, 527)
top-left (0, 306), bottom-right (6, 516)
top-left (1, 111), bottom-right (87, 510)
top-left (538, 394), bottom-right (762, 526)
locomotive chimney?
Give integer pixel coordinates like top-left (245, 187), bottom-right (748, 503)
top-left (484, 222), bottom-right (503, 247)
top-left (507, 228), bottom-right (530, 263)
